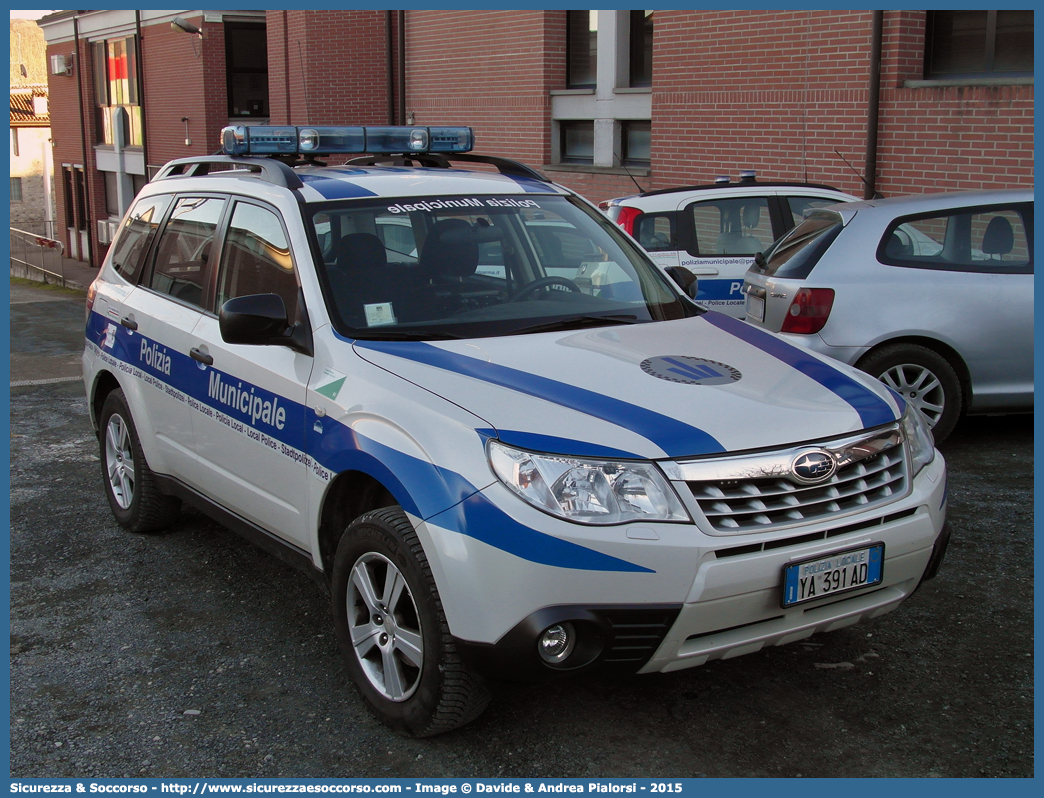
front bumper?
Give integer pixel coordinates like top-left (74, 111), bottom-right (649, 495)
top-left (433, 451), bottom-right (947, 681)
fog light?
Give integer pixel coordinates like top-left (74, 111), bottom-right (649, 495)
top-left (537, 623), bottom-right (576, 664)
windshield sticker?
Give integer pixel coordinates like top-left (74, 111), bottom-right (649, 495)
top-left (386, 197), bottom-right (542, 214)
top-left (641, 356), bottom-right (742, 386)
top-left (364, 302), bottom-right (397, 327)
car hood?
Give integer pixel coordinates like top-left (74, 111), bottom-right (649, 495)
top-left (352, 312), bottom-right (902, 461)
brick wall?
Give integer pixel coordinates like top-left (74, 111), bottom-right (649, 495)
top-left (406, 11), bottom-right (557, 167)
top-left (140, 16), bottom-right (215, 167)
top-left (652, 9), bottom-right (1034, 200)
top-left (267, 10), bottom-right (390, 126)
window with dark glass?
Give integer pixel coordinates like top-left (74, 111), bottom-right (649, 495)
top-left (560, 121), bottom-right (595, 164)
top-left (108, 194), bottom-right (173, 282)
top-left (566, 11), bottom-right (597, 88)
top-left (217, 202), bottom-right (298, 319)
top-left (226, 22), bottom-right (269, 118)
top-left (629, 10), bottom-right (653, 87)
top-left (149, 196), bottom-right (227, 308)
top-left (11, 177), bottom-right (23, 202)
top-left (925, 10), bottom-right (1033, 78)
top-left (621, 121), bottom-right (650, 166)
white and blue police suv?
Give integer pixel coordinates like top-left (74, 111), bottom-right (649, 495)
top-left (83, 125), bottom-right (949, 737)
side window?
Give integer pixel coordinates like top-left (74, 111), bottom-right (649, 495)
top-left (881, 205), bottom-right (1032, 273)
top-left (216, 202), bottom-right (298, 320)
top-left (634, 212), bottom-right (676, 251)
top-left (688, 197), bottom-right (774, 256)
top-left (786, 196), bottom-right (845, 228)
top-left (148, 196), bottom-right (226, 308)
top-left (108, 194), bottom-right (172, 283)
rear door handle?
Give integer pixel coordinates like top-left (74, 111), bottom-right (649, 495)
top-left (120, 317), bottom-right (138, 330)
top-left (190, 347), bottom-right (213, 366)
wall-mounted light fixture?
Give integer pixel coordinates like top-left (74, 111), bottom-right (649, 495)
top-left (181, 117), bottom-right (192, 146)
top-left (171, 17), bottom-right (203, 37)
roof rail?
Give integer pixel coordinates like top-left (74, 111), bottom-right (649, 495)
top-left (345, 152), bottom-right (549, 183)
top-left (152, 155), bottom-right (304, 190)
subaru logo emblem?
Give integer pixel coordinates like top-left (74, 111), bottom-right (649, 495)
top-left (792, 450), bottom-right (836, 484)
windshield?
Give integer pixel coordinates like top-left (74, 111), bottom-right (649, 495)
top-left (306, 193), bottom-right (699, 339)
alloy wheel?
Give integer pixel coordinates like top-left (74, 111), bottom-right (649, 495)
top-left (346, 552), bottom-right (424, 702)
top-left (879, 363), bottom-right (945, 428)
top-left (104, 413), bottom-right (135, 510)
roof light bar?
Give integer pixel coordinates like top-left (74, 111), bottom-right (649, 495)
top-left (220, 125), bottom-right (474, 156)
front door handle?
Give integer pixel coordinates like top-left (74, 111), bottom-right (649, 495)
top-left (120, 316), bottom-right (138, 330)
top-left (189, 347), bottom-right (213, 365)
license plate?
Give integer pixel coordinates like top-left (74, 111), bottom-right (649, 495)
top-left (746, 293), bottom-right (765, 322)
top-left (782, 543), bottom-right (884, 608)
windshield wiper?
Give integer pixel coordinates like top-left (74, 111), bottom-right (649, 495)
top-left (349, 329), bottom-right (465, 341)
top-left (508, 314), bottom-right (640, 336)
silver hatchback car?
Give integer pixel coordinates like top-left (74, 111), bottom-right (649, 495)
top-left (742, 189), bottom-right (1033, 442)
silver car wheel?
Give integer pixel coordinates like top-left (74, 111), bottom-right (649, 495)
top-left (879, 363), bottom-right (945, 428)
top-left (104, 413), bottom-right (135, 510)
top-left (346, 552), bottom-right (424, 702)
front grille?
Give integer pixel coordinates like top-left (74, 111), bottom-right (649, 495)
top-left (677, 427), bottom-right (908, 534)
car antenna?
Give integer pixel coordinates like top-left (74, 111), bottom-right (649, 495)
top-left (833, 148), bottom-right (884, 198)
top-left (613, 148), bottom-right (647, 195)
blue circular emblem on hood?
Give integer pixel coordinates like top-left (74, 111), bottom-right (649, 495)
top-left (640, 356), bottom-right (742, 386)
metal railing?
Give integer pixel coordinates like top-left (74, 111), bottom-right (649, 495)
top-left (10, 225), bottom-right (68, 286)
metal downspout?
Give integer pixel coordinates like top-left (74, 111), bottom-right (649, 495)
top-left (864, 10), bottom-right (883, 200)
top-left (73, 14), bottom-right (95, 268)
top-left (397, 11), bottom-right (406, 126)
top-left (135, 11), bottom-right (148, 177)
top-left (386, 11), bottom-right (395, 124)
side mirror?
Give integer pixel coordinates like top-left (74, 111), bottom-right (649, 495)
top-left (665, 266), bottom-right (699, 299)
top-left (219, 293), bottom-right (313, 356)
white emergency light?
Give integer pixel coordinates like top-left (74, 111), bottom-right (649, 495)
top-left (220, 125), bottom-right (474, 156)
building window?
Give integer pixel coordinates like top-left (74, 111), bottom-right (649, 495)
top-left (93, 36), bottom-right (143, 146)
top-left (925, 10), bottom-right (1033, 78)
top-left (11, 177), bottom-right (24, 202)
top-left (566, 11), bottom-right (597, 88)
top-left (621, 121), bottom-right (651, 166)
top-left (11, 128), bottom-right (19, 157)
top-left (560, 121), bottom-right (595, 164)
top-left (628, 11), bottom-right (653, 87)
top-left (226, 22), bottom-right (269, 118)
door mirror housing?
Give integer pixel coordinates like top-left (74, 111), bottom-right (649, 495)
top-left (665, 266), bottom-right (699, 299)
top-left (219, 293), bottom-right (313, 356)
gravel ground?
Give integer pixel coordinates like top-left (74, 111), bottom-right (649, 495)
top-left (8, 287), bottom-right (1034, 778)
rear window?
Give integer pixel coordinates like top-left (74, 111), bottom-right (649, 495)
top-left (760, 210), bottom-right (843, 279)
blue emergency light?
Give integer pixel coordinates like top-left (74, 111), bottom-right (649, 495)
top-left (221, 125), bottom-right (474, 156)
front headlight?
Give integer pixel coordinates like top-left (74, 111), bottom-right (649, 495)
top-left (901, 403), bottom-right (936, 476)
top-left (487, 440), bottom-right (690, 525)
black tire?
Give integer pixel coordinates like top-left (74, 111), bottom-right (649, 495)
top-left (98, 388), bottom-right (181, 532)
top-left (331, 506), bottom-right (490, 737)
top-left (857, 344), bottom-right (962, 443)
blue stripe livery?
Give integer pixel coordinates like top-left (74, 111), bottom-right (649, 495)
top-left (427, 493), bottom-right (654, 573)
top-left (703, 313), bottom-right (899, 428)
top-left (87, 312), bottom-right (648, 574)
top-left (476, 428), bottom-right (644, 461)
top-left (355, 340), bottom-right (726, 458)
top-left (298, 174), bottom-right (379, 199)
top-left (696, 278), bottom-right (746, 302)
